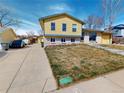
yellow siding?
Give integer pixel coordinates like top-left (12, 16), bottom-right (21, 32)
top-left (38, 38), bottom-right (41, 44)
top-left (1, 29), bottom-right (17, 43)
top-left (45, 36), bottom-right (68, 38)
top-left (101, 34), bottom-right (111, 44)
top-left (43, 15), bottom-right (82, 36)
top-left (37, 36), bottom-right (43, 44)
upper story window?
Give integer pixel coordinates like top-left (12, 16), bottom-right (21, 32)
top-left (72, 24), bottom-right (77, 32)
top-left (62, 23), bottom-right (66, 31)
top-left (51, 22), bottom-right (55, 31)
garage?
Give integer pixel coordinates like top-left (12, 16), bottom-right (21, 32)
top-left (102, 34), bottom-right (111, 44)
top-left (82, 29), bottom-right (112, 44)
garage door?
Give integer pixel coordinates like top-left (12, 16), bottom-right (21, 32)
top-left (102, 34), bottom-right (110, 44)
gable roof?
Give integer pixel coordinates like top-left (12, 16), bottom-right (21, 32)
top-left (0, 27), bottom-right (16, 37)
top-left (82, 29), bottom-right (112, 34)
top-left (39, 13), bottom-right (85, 24)
top-left (112, 24), bottom-right (124, 29)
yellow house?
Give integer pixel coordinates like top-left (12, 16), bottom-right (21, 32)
top-left (39, 13), bottom-right (112, 46)
top-left (39, 13), bottom-right (85, 46)
top-left (0, 28), bottom-right (17, 43)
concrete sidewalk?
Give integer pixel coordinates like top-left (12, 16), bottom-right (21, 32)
top-left (0, 44), bottom-right (57, 93)
top-left (88, 43), bottom-right (124, 56)
top-left (50, 69), bottom-right (124, 93)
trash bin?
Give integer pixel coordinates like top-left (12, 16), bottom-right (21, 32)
top-left (41, 42), bottom-right (44, 47)
top-left (1, 43), bottom-right (9, 51)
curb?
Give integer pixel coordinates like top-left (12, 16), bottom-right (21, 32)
top-left (0, 51), bottom-right (9, 62)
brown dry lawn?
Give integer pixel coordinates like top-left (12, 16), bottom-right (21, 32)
top-left (45, 44), bottom-right (124, 86)
top-left (101, 44), bottom-right (124, 50)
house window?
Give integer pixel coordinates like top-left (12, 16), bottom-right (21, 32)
top-left (61, 38), bottom-right (65, 42)
top-left (115, 30), bottom-right (119, 33)
top-left (71, 38), bottom-right (75, 42)
top-left (89, 32), bottom-right (97, 41)
top-left (62, 23), bottom-right (66, 31)
top-left (51, 38), bottom-right (55, 42)
top-left (51, 22), bottom-right (55, 31)
top-left (72, 24), bottom-right (77, 32)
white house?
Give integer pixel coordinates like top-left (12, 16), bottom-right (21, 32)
top-left (112, 24), bottom-right (124, 37)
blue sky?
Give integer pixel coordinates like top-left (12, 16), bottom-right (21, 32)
top-left (0, 0), bottom-right (124, 35)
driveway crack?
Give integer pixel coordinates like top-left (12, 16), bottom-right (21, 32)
top-left (5, 48), bottom-right (32, 93)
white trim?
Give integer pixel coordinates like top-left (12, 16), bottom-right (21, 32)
top-left (44, 37), bottom-right (81, 46)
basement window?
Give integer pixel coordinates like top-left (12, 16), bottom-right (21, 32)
top-left (61, 38), bottom-right (65, 42)
top-left (51, 38), bottom-right (55, 42)
top-left (71, 38), bottom-right (75, 42)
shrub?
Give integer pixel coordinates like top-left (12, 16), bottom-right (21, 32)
top-left (75, 73), bottom-right (86, 80)
top-left (72, 66), bottom-right (80, 71)
top-left (80, 60), bottom-right (85, 65)
top-left (51, 64), bottom-right (69, 78)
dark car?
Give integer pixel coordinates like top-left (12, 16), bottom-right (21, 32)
top-left (9, 40), bottom-right (26, 48)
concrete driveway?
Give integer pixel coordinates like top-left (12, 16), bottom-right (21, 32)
top-left (0, 51), bottom-right (6, 58)
top-left (0, 44), bottom-right (57, 93)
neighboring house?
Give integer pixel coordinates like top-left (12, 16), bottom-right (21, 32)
top-left (39, 13), bottom-right (112, 46)
top-left (37, 36), bottom-right (43, 44)
top-left (0, 28), bottom-right (17, 50)
top-left (112, 24), bottom-right (124, 37)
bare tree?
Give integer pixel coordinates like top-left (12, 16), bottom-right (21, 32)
top-left (26, 31), bottom-right (35, 37)
top-left (0, 7), bottom-right (21, 28)
top-left (93, 16), bottom-right (104, 29)
top-left (85, 15), bottom-right (104, 29)
top-left (37, 30), bottom-right (43, 36)
top-left (84, 15), bottom-right (94, 29)
top-left (102, 0), bottom-right (123, 31)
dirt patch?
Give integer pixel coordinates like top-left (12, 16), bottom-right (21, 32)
top-left (45, 44), bottom-right (124, 87)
